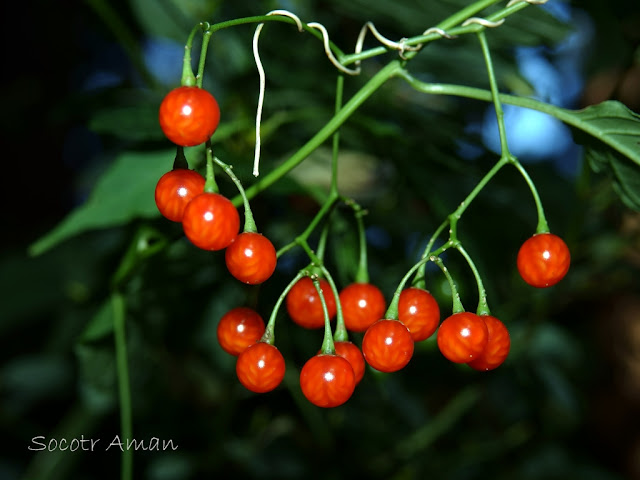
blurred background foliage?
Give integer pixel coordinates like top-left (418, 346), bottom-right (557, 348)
top-left (2, 0), bottom-right (640, 479)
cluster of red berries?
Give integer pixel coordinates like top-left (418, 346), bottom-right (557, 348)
top-left (156, 85), bottom-right (572, 409)
top-left (156, 85), bottom-right (277, 285)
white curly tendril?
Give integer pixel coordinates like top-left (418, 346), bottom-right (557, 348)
top-left (506, 0), bottom-right (550, 7)
top-left (461, 17), bottom-right (506, 28)
top-left (250, 10), bottom-right (459, 176)
top-left (252, 11), bottom-right (303, 176)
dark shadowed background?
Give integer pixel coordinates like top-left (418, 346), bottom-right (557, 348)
top-left (2, 1), bottom-right (640, 479)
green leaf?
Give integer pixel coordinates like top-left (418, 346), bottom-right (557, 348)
top-left (586, 144), bottom-right (640, 211)
top-left (28, 150), bottom-right (177, 256)
top-left (567, 101), bottom-right (640, 210)
top-left (567, 100), bottom-right (640, 167)
top-left (89, 105), bottom-right (165, 141)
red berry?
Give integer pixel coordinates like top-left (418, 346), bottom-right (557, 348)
top-left (300, 354), bottom-right (356, 408)
top-left (339, 282), bottom-right (387, 333)
top-left (236, 342), bottom-right (285, 393)
top-left (159, 86), bottom-right (221, 147)
top-left (154, 168), bottom-right (205, 222)
top-left (217, 307), bottom-right (265, 356)
top-left (181, 192), bottom-right (240, 251)
top-left (437, 312), bottom-right (489, 363)
top-left (362, 319), bottom-right (414, 373)
top-left (468, 315), bottom-right (510, 371)
top-left (225, 232), bottom-right (277, 285)
top-left (516, 233), bottom-right (570, 288)
top-left (319, 341), bottom-right (366, 384)
top-left (286, 277), bottom-right (337, 329)
top-left (397, 287), bottom-right (440, 342)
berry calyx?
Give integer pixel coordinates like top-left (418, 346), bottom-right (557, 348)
top-left (468, 315), bottom-right (511, 371)
top-left (159, 86), bottom-right (221, 147)
top-left (437, 312), bottom-right (489, 364)
top-left (397, 287), bottom-right (440, 342)
top-left (217, 307), bottom-right (265, 356)
top-left (235, 342), bottom-right (285, 393)
top-left (286, 277), bottom-right (337, 329)
top-left (299, 354), bottom-right (356, 408)
top-left (339, 282), bottom-right (387, 333)
top-left (225, 232), bottom-right (277, 285)
top-left (362, 319), bottom-right (414, 373)
top-left (181, 192), bottom-right (240, 251)
top-left (516, 232), bottom-right (570, 288)
top-left (154, 168), bottom-right (205, 222)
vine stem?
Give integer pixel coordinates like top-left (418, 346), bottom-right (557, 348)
top-left (212, 155), bottom-right (257, 233)
top-left (476, 31), bottom-right (510, 157)
top-left (454, 244), bottom-right (490, 315)
top-left (476, 30), bottom-right (549, 232)
top-left (112, 292), bottom-right (133, 480)
top-left (181, 24), bottom-right (201, 86)
top-left (330, 75), bottom-right (344, 197)
top-left (313, 276), bottom-right (337, 355)
top-left (196, 23), bottom-right (213, 88)
top-left (203, 142), bottom-right (219, 193)
top-left (262, 271), bottom-right (306, 345)
top-left (276, 192), bottom-right (340, 258)
top-left (237, 60), bottom-right (403, 207)
top-left (432, 256), bottom-right (464, 314)
top-left (414, 219), bottom-right (449, 289)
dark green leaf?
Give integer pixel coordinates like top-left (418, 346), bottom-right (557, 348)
top-left (28, 150), bottom-right (177, 256)
top-left (89, 105), bottom-right (165, 141)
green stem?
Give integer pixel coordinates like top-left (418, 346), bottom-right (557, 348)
top-left (414, 219), bottom-right (450, 289)
top-left (396, 75), bottom-right (600, 143)
top-left (315, 262), bottom-right (348, 342)
top-left (236, 60), bottom-right (404, 206)
top-left (354, 207), bottom-right (369, 284)
top-left (212, 155), bottom-right (257, 233)
top-left (313, 276), bottom-right (337, 355)
top-left (203, 142), bottom-right (219, 193)
top-left (196, 23), bottom-right (213, 88)
top-left (510, 159), bottom-right (550, 233)
top-left (454, 244), bottom-right (490, 315)
top-left (343, 0), bottom-right (511, 65)
top-left (112, 292), bottom-right (133, 480)
top-left (330, 75), bottom-right (345, 196)
top-left (315, 218), bottom-right (331, 262)
top-left (182, 24), bottom-right (201, 86)
top-left (276, 192), bottom-right (340, 258)
top-left (263, 271), bottom-right (306, 345)
top-left (432, 256), bottom-right (464, 314)
top-left (385, 252), bottom-right (443, 320)
top-left (477, 30), bottom-right (510, 156)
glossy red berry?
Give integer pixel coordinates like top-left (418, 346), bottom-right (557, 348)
top-left (300, 354), bottom-right (356, 408)
top-left (517, 233), bottom-right (570, 288)
top-left (286, 277), bottom-right (337, 329)
top-left (181, 192), bottom-right (240, 251)
top-left (362, 319), bottom-right (414, 373)
top-left (468, 315), bottom-right (511, 371)
top-left (217, 307), bottom-right (265, 356)
top-left (339, 282), bottom-right (387, 333)
top-left (437, 312), bottom-right (489, 364)
top-left (320, 341), bottom-right (366, 384)
top-left (397, 287), bottom-right (440, 342)
top-left (225, 232), bottom-right (277, 285)
top-left (154, 168), bottom-right (205, 222)
top-left (236, 342), bottom-right (285, 393)
top-left (159, 86), bottom-right (221, 147)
